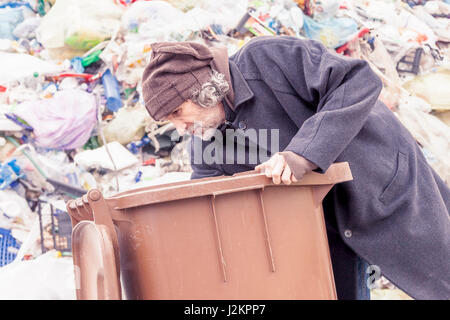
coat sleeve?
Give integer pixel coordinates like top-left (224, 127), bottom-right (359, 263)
top-left (259, 37), bottom-right (383, 173)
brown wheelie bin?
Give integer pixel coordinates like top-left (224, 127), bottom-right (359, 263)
top-left (66, 162), bottom-right (352, 300)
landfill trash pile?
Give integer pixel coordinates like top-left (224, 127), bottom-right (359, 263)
top-left (0, 0), bottom-right (448, 299)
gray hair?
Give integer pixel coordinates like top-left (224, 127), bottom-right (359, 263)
top-left (191, 69), bottom-right (229, 108)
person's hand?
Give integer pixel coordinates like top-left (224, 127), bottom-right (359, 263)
top-left (255, 152), bottom-right (318, 185)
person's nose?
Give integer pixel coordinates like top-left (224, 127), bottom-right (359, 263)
top-left (172, 120), bottom-right (187, 136)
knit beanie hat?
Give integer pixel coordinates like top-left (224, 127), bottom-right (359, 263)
top-left (141, 42), bottom-right (216, 121)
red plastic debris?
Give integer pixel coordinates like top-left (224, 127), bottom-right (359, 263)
top-left (143, 158), bottom-right (156, 166)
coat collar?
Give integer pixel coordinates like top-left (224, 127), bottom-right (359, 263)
top-left (228, 60), bottom-right (254, 111)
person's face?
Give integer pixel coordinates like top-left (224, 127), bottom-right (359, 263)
top-left (164, 100), bottom-right (225, 140)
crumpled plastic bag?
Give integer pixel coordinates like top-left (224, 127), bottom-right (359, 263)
top-left (302, 13), bottom-right (358, 48)
top-left (394, 96), bottom-right (450, 186)
top-left (0, 2), bottom-right (34, 40)
top-left (412, 5), bottom-right (450, 42)
top-left (0, 5), bottom-right (24, 40)
top-left (121, 1), bottom-right (188, 42)
top-left (36, 0), bottom-right (123, 59)
top-left (13, 89), bottom-right (98, 150)
top-left (424, 0), bottom-right (450, 16)
top-left (272, 2), bottom-right (304, 36)
top-left (0, 189), bottom-right (35, 232)
top-left (102, 103), bottom-right (151, 145)
top-left (0, 250), bottom-right (76, 300)
top-left (402, 67), bottom-right (450, 111)
top-left (12, 16), bottom-right (41, 40)
top-left (74, 141), bottom-right (138, 172)
top-left (0, 52), bottom-right (62, 84)
top-left (313, 0), bottom-right (340, 22)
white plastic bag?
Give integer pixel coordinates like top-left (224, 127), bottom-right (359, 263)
top-left (402, 67), bottom-right (450, 111)
top-left (74, 141), bottom-right (139, 171)
top-left (395, 96), bottom-right (450, 186)
top-left (0, 250), bottom-right (76, 300)
top-left (0, 189), bottom-right (35, 232)
top-left (0, 52), bottom-right (62, 85)
top-left (36, 0), bottom-right (123, 56)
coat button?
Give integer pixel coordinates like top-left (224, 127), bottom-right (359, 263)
top-left (238, 121), bottom-right (247, 130)
top-left (344, 229), bottom-right (352, 238)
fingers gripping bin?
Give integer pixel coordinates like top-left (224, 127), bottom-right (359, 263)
top-left (67, 162), bottom-right (353, 300)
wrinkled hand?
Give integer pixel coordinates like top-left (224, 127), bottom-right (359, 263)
top-left (255, 152), bottom-right (318, 185)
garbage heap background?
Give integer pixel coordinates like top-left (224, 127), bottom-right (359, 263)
top-left (0, 0), bottom-right (449, 299)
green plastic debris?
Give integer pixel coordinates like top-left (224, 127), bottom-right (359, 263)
top-left (37, 0), bottom-right (46, 16)
top-left (124, 87), bottom-right (136, 99)
top-left (83, 136), bottom-right (100, 150)
top-left (65, 34), bottom-right (102, 51)
top-left (81, 50), bottom-right (102, 67)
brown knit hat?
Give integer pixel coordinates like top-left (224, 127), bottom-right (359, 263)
top-left (141, 41), bottom-right (215, 121)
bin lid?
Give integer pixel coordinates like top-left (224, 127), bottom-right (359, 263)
top-left (72, 221), bottom-right (121, 300)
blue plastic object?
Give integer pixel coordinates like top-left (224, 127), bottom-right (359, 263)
top-left (0, 159), bottom-right (24, 190)
top-left (0, 6), bottom-right (24, 40)
top-left (70, 57), bottom-right (85, 73)
top-left (134, 170), bottom-right (142, 183)
top-left (101, 69), bottom-right (122, 112)
top-left (127, 135), bottom-right (151, 154)
top-left (0, 228), bottom-right (21, 267)
top-left (4, 113), bottom-right (34, 131)
top-left (0, 1), bottom-right (34, 10)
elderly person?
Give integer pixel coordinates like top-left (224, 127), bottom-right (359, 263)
top-left (141, 36), bottom-right (450, 300)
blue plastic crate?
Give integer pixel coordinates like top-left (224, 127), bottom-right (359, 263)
top-left (0, 228), bottom-right (21, 267)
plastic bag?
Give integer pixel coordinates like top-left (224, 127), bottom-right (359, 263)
top-left (0, 2), bottom-right (34, 40)
top-left (12, 16), bottom-right (40, 40)
top-left (394, 96), bottom-right (450, 186)
top-left (274, 4), bottom-right (304, 36)
top-left (0, 6), bottom-right (24, 40)
top-left (121, 1), bottom-right (189, 42)
top-left (302, 14), bottom-right (358, 48)
top-left (102, 103), bottom-right (151, 145)
top-left (36, 0), bottom-right (123, 58)
top-left (424, 1), bottom-right (450, 15)
top-left (0, 189), bottom-right (34, 231)
top-left (313, 0), bottom-right (340, 21)
top-left (0, 52), bottom-right (62, 85)
top-left (412, 5), bottom-right (450, 42)
top-left (402, 67), bottom-right (450, 111)
top-left (13, 89), bottom-right (98, 149)
top-left (0, 250), bottom-right (76, 300)
top-left (74, 141), bottom-right (138, 172)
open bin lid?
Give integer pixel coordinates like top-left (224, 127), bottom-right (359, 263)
top-left (72, 221), bottom-right (121, 300)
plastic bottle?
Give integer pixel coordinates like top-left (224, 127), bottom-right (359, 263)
top-left (20, 71), bottom-right (44, 91)
top-left (101, 69), bottom-right (122, 112)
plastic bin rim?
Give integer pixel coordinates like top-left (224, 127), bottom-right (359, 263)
top-left (105, 162), bottom-right (352, 210)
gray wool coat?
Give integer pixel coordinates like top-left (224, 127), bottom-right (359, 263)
top-left (188, 36), bottom-right (450, 300)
